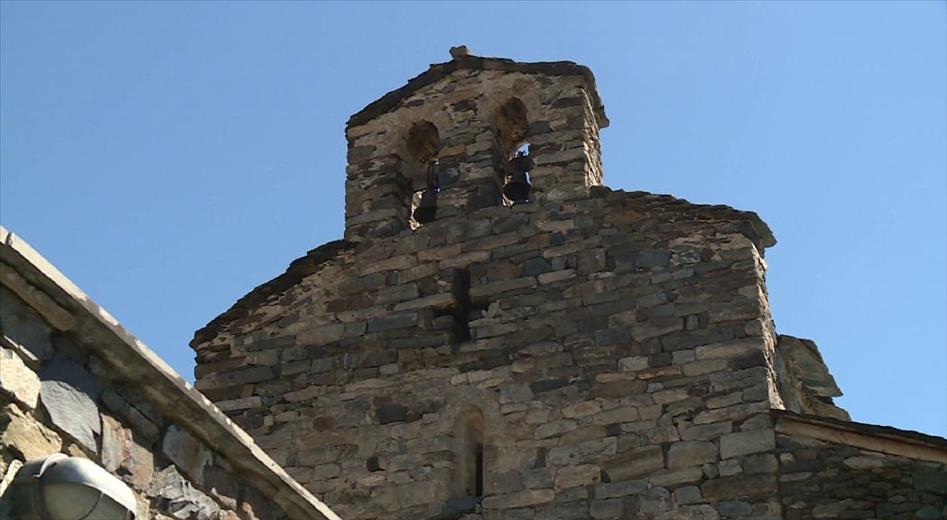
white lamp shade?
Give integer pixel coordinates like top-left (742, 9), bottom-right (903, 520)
top-left (9, 454), bottom-right (137, 520)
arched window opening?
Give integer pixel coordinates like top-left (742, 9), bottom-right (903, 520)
top-left (405, 122), bottom-right (441, 229)
top-left (474, 442), bottom-right (484, 497)
top-left (494, 99), bottom-right (532, 206)
top-left (406, 121), bottom-right (441, 164)
top-left (453, 408), bottom-right (485, 499)
top-left (495, 99), bottom-right (529, 157)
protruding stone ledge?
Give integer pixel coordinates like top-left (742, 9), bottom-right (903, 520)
top-left (774, 410), bottom-right (947, 464)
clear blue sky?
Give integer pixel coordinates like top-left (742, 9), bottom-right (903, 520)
top-left (2, 2), bottom-right (944, 436)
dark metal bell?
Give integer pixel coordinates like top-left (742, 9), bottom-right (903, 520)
top-left (503, 170), bottom-right (531, 203)
top-left (413, 189), bottom-right (438, 223)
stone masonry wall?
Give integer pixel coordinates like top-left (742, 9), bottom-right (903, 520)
top-left (343, 59), bottom-right (606, 242)
top-left (192, 182), bottom-right (785, 519)
top-left (0, 285), bottom-right (287, 520)
top-left (0, 227), bottom-right (336, 520)
top-left (191, 54), bottom-right (946, 520)
top-left (776, 432), bottom-right (947, 519)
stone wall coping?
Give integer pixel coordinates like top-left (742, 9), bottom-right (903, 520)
top-left (774, 410), bottom-right (947, 465)
top-left (346, 53), bottom-right (610, 129)
top-left (0, 226), bottom-right (342, 520)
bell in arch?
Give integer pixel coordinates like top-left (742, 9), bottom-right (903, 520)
top-left (503, 149), bottom-right (533, 203)
top-left (413, 188), bottom-right (438, 224)
top-left (413, 159), bottom-right (440, 224)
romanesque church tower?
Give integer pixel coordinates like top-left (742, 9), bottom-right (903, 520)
top-left (191, 49), bottom-right (946, 519)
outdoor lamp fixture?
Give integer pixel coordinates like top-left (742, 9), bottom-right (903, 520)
top-left (413, 159), bottom-right (440, 224)
top-left (503, 150), bottom-right (533, 203)
top-left (6, 453), bottom-right (137, 519)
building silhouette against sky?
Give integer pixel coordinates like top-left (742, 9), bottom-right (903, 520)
top-left (188, 50), bottom-right (947, 519)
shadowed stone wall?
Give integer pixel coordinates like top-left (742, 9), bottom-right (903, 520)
top-left (0, 228), bottom-right (338, 520)
top-left (779, 438), bottom-right (946, 519)
top-left (775, 414), bottom-right (947, 520)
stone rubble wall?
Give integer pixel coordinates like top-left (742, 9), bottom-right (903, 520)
top-left (0, 286), bottom-right (284, 520)
top-left (192, 183), bottom-right (788, 520)
top-left (776, 432), bottom-right (947, 519)
top-left (0, 228), bottom-right (337, 520)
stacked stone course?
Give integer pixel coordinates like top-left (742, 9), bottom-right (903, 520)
top-left (191, 52), bottom-right (947, 519)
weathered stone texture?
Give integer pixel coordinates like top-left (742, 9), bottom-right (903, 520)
top-left (777, 433), bottom-right (947, 519)
top-left (0, 346), bottom-right (39, 409)
top-left (193, 204), bottom-right (787, 519)
top-left (773, 335), bottom-right (848, 421)
top-left (186, 52), bottom-right (946, 519)
top-left (0, 233), bottom-right (336, 520)
top-left (0, 287), bottom-right (293, 520)
top-left (188, 53), bottom-right (792, 519)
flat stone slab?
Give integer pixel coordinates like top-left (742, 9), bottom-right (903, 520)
top-left (39, 355), bottom-right (101, 452)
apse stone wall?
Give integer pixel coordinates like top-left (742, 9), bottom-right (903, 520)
top-left (0, 227), bottom-right (337, 520)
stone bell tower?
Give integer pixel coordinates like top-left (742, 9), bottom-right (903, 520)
top-left (343, 46), bottom-right (608, 241)
top-left (191, 49), bottom-right (945, 520)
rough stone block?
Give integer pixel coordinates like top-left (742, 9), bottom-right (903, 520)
top-left (535, 419), bottom-right (578, 439)
top-left (481, 489), bottom-right (555, 509)
top-left (604, 445), bottom-right (664, 481)
top-left (0, 403), bottom-right (62, 459)
top-left (589, 498), bottom-right (624, 519)
top-left (148, 465), bottom-right (220, 519)
top-left (668, 441), bottom-right (718, 468)
top-left (555, 464), bottom-right (601, 489)
top-left (39, 356), bottom-right (101, 452)
top-left (701, 474), bottom-right (777, 500)
top-left (0, 347), bottom-right (39, 409)
top-left (649, 467), bottom-right (704, 488)
top-left (162, 424), bottom-right (213, 484)
top-left (719, 428), bottom-right (775, 459)
top-left (367, 313), bottom-right (418, 333)
top-left (0, 287), bottom-right (55, 361)
top-left (101, 414), bottom-right (153, 488)
top-left (376, 403), bottom-right (409, 424)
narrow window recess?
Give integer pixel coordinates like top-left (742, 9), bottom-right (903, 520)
top-left (474, 442), bottom-right (484, 497)
top-left (449, 268), bottom-right (473, 346)
top-left (405, 121), bottom-right (441, 229)
top-left (453, 408), bottom-right (485, 500)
